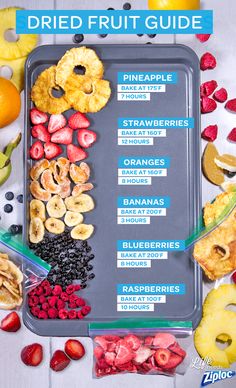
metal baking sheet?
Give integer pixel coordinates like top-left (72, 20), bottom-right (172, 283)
top-left (23, 44), bottom-right (202, 336)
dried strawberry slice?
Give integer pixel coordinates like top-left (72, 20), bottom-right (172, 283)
top-left (104, 352), bottom-right (116, 366)
top-left (201, 125), bottom-right (218, 142)
top-left (162, 353), bottom-right (183, 370)
top-left (154, 348), bottom-right (171, 367)
top-left (114, 340), bottom-right (134, 366)
top-left (169, 342), bottom-right (186, 359)
top-left (153, 333), bottom-right (176, 348)
top-left (94, 346), bottom-right (104, 360)
top-left (124, 334), bottom-right (141, 350)
top-left (133, 346), bottom-right (152, 365)
top-left (94, 336), bottom-right (108, 351)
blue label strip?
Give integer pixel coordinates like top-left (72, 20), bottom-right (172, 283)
top-left (117, 240), bottom-right (185, 251)
top-left (118, 72), bottom-right (177, 84)
top-left (118, 196), bottom-right (170, 208)
top-left (117, 284), bottom-right (186, 295)
top-left (118, 157), bottom-right (170, 169)
top-left (118, 118), bottom-right (194, 129)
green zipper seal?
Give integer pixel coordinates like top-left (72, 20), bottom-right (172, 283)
top-left (90, 320), bottom-right (192, 331)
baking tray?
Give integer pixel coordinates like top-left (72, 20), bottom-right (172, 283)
top-left (23, 44), bottom-right (202, 336)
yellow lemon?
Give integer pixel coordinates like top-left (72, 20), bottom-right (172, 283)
top-left (148, 0), bottom-right (200, 10)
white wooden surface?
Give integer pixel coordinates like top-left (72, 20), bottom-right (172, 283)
top-left (0, 0), bottom-right (235, 387)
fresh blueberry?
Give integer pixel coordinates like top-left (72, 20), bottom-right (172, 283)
top-left (99, 34), bottom-right (108, 38)
top-left (147, 34), bottom-right (156, 38)
top-left (4, 204), bottom-right (13, 213)
top-left (146, 42), bottom-right (152, 44)
top-left (137, 34), bottom-right (143, 37)
top-left (17, 194), bottom-right (23, 203)
top-left (107, 7), bottom-right (114, 10)
top-left (123, 2), bottom-right (131, 10)
top-left (9, 224), bottom-right (22, 235)
top-left (73, 34), bottom-right (84, 44)
top-left (5, 192), bottom-right (14, 200)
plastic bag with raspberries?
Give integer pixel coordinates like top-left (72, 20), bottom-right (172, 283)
top-left (91, 331), bottom-right (189, 378)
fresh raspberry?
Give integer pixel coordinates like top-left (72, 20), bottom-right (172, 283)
top-left (200, 80), bottom-right (218, 97)
top-left (42, 303), bottom-right (50, 311)
top-left (69, 294), bottom-right (79, 303)
top-left (30, 306), bottom-right (41, 317)
top-left (76, 298), bottom-right (85, 307)
top-left (48, 296), bottom-right (58, 307)
top-left (213, 88), bottom-right (228, 103)
top-left (200, 52), bottom-right (217, 71)
top-left (74, 284), bottom-right (81, 291)
top-left (60, 292), bottom-right (69, 302)
top-left (28, 289), bottom-right (37, 297)
top-left (39, 295), bottom-right (46, 305)
top-left (201, 97), bottom-right (217, 114)
top-left (35, 286), bottom-right (44, 296)
top-left (66, 285), bottom-right (75, 294)
top-left (53, 285), bottom-right (62, 296)
top-left (40, 280), bottom-right (50, 288)
top-left (57, 299), bottom-right (65, 310)
top-left (48, 308), bottom-right (59, 319)
top-left (225, 99), bottom-right (236, 112)
top-left (227, 128), bottom-right (236, 142)
top-left (68, 310), bottom-right (77, 320)
top-left (201, 125), bottom-right (218, 142)
top-left (68, 302), bottom-right (77, 309)
top-left (38, 311), bottom-right (48, 319)
top-left (196, 34), bottom-right (211, 43)
top-left (232, 271), bottom-right (236, 284)
top-left (43, 286), bottom-right (52, 296)
top-left (77, 311), bottom-right (84, 320)
top-left (28, 296), bottom-right (39, 307)
top-left (58, 309), bottom-right (68, 320)
top-left (81, 305), bottom-right (91, 316)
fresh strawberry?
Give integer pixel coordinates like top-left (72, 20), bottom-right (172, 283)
top-left (200, 52), bottom-right (217, 71)
top-left (225, 98), bottom-right (236, 112)
top-left (154, 348), bottom-right (171, 367)
top-left (162, 353), bottom-right (183, 370)
top-left (48, 114), bottom-right (67, 133)
top-left (232, 271), bottom-right (236, 284)
top-left (67, 144), bottom-right (88, 163)
top-left (153, 333), bottom-right (176, 348)
top-left (21, 343), bottom-right (43, 367)
top-left (94, 346), bottom-right (104, 360)
top-left (124, 334), bottom-right (141, 351)
top-left (213, 88), bottom-right (228, 103)
top-left (29, 140), bottom-right (44, 160)
top-left (64, 339), bottom-right (85, 360)
top-left (227, 128), bottom-right (236, 142)
top-left (30, 108), bottom-right (48, 125)
top-left (31, 124), bottom-right (51, 143)
top-left (133, 346), bottom-right (152, 365)
top-left (77, 129), bottom-right (97, 148)
top-left (68, 112), bottom-right (90, 130)
top-left (114, 340), bottom-right (134, 366)
top-left (201, 97), bottom-right (217, 114)
top-left (0, 312), bottom-right (21, 332)
top-left (169, 342), bottom-right (186, 359)
top-left (44, 142), bottom-right (63, 160)
top-left (105, 352), bottom-right (116, 366)
top-left (201, 125), bottom-right (218, 142)
top-left (196, 34), bottom-right (211, 43)
top-left (51, 127), bottom-right (73, 145)
top-left (50, 350), bottom-right (71, 372)
top-left (200, 80), bottom-right (218, 97)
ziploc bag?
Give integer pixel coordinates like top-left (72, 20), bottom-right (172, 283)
top-left (0, 228), bottom-right (51, 294)
top-left (89, 320), bottom-right (192, 378)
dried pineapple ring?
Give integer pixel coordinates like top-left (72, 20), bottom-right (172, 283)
top-left (0, 56), bottom-right (26, 92)
top-left (56, 47), bottom-right (104, 88)
top-left (64, 74), bottom-right (111, 113)
top-left (31, 66), bottom-right (71, 114)
top-left (194, 310), bottom-right (236, 367)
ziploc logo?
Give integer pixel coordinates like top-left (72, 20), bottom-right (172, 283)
top-left (201, 370), bottom-right (236, 387)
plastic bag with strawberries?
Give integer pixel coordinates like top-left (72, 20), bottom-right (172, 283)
top-left (89, 320), bottom-right (192, 378)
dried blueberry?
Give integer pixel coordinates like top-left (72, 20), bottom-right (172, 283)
top-left (73, 34), bottom-right (84, 44)
top-left (5, 192), bottom-right (14, 200)
top-left (123, 2), bottom-right (131, 10)
top-left (147, 34), bottom-right (156, 38)
top-left (17, 194), bottom-right (23, 203)
top-left (4, 204), bottom-right (13, 213)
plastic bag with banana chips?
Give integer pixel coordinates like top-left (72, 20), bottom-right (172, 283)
top-left (0, 251), bottom-right (23, 310)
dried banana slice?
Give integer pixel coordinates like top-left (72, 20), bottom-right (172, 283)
top-left (30, 181), bottom-right (51, 202)
top-left (31, 66), bottom-right (71, 114)
top-left (71, 224), bottom-right (94, 240)
top-left (29, 217), bottom-right (45, 243)
top-left (0, 253), bottom-right (9, 260)
top-left (65, 194), bottom-right (94, 213)
top-left (7, 261), bottom-right (23, 284)
top-left (30, 159), bottom-right (50, 181)
top-left (0, 258), bottom-right (8, 271)
top-left (30, 199), bottom-right (46, 221)
top-left (46, 195), bottom-right (66, 218)
top-left (65, 74), bottom-right (111, 113)
top-left (0, 286), bottom-right (20, 310)
top-left (56, 46), bottom-right (104, 88)
top-left (64, 211), bottom-right (83, 227)
top-left (45, 218), bottom-right (65, 234)
top-left (72, 182), bottom-right (94, 197)
top-left (41, 169), bottom-right (61, 194)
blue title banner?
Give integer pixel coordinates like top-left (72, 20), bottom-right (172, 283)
top-left (118, 196), bottom-right (170, 208)
top-left (118, 117), bottom-right (194, 129)
top-left (117, 240), bottom-right (185, 251)
top-left (117, 284), bottom-right (186, 295)
top-left (118, 156), bottom-right (170, 169)
top-left (118, 72), bottom-right (177, 84)
top-left (16, 10), bottom-right (213, 35)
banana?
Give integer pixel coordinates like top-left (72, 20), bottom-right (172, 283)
top-left (71, 224), bottom-right (94, 240)
top-left (65, 194), bottom-right (94, 213)
top-left (45, 218), bottom-right (65, 234)
top-left (46, 195), bottom-right (66, 218)
top-left (64, 211), bottom-right (83, 227)
top-left (29, 217), bottom-right (45, 243)
top-left (0, 133), bottom-right (21, 187)
top-left (30, 199), bottom-right (46, 221)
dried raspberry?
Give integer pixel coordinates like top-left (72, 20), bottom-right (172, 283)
top-left (60, 292), bottom-right (69, 302)
top-left (42, 302), bottom-right (50, 311)
top-left (77, 311), bottom-right (84, 320)
top-left (68, 302), bottom-right (77, 309)
top-left (28, 296), bottom-right (39, 307)
top-left (57, 299), bottom-right (65, 310)
top-left (48, 296), bottom-right (58, 307)
top-left (29, 289), bottom-right (37, 297)
top-left (48, 308), bottom-right (59, 319)
top-left (38, 310), bottom-right (48, 319)
top-left (200, 52), bottom-right (217, 71)
top-left (200, 80), bottom-right (218, 97)
top-left (30, 306), bottom-right (41, 317)
top-left (201, 97), bottom-right (217, 114)
top-left (76, 298), bottom-right (85, 307)
top-left (66, 285), bottom-right (75, 294)
top-left (68, 310), bottom-right (77, 319)
top-left (43, 286), bottom-right (52, 296)
top-left (40, 280), bottom-right (50, 288)
top-left (225, 99), bottom-right (236, 112)
top-left (58, 309), bottom-right (68, 320)
top-left (39, 295), bottom-right (46, 305)
top-left (53, 285), bottom-right (62, 296)
top-left (232, 271), bottom-right (236, 284)
top-left (69, 294), bottom-right (78, 303)
top-left (35, 286), bottom-right (44, 296)
top-left (74, 284), bottom-right (81, 291)
top-left (81, 305), bottom-right (91, 316)
top-left (227, 128), bottom-right (236, 142)
top-left (196, 34), bottom-right (211, 43)
top-left (213, 88), bottom-right (228, 103)
top-left (201, 125), bottom-right (218, 142)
